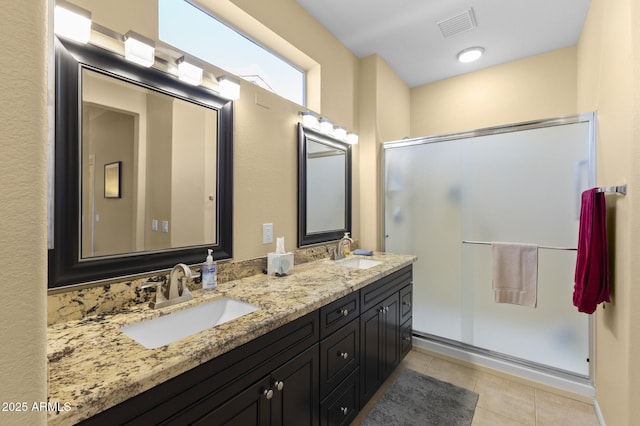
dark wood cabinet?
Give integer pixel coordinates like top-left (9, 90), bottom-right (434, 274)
top-left (319, 293), bottom-right (361, 426)
top-left (400, 283), bottom-right (413, 359)
top-left (79, 265), bottom-right (412, 426)
top-left (271, 345), bottom-right (319, 426)
top-left (360, 292), bottom-right (400, 405)
top-left (320, 368), bottom-right (359, 426)
top-left (359, 267), bottom-right (412, 408)
top-left (319, 318), bottom-right (359, 399)
top-left (193, 376), bottom-right (272, 425)
top-left (79, 312), bottom-right (319, 426)
top-left (194, 344), bottom-right (319, 426)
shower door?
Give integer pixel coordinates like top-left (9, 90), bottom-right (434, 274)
top-left (383, 114), bottom-right (595, 376)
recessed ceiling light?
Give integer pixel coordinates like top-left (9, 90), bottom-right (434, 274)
top-left (457, 47), bottom-right (484, 63)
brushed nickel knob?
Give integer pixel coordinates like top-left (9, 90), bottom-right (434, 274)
top-left (340, 406), bottom-right (348, 415)
top-left (263, 389), bottom-right (273, 400)
top-left (340, 309), bottom-right (349, 316)
top-left (274, 381), bottom-right (284, 391)
top-left (338, 352), bottom-right (349, 359)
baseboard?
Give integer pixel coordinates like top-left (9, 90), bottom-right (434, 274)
top-left (413, 336), bottom-right (595, 403)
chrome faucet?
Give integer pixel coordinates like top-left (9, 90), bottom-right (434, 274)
top-left (142, 263), bottom-right (197, 309)
top-left (329, 233), bottom-right (355, 261)
top-left (330, 243), bottom-right (346, 260)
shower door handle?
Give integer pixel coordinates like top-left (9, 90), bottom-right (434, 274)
top-left (575, 160), bottom-right (589, 220)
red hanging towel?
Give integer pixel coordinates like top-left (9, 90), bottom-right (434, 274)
top-left (573, 188), bottom-right (610, 314)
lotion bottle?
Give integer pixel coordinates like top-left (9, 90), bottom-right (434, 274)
top-left (202, 249), bottom-right (217, 290)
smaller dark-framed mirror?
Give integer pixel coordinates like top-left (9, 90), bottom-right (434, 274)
top-left (297, 123), bottom-right (352, 246)
top-left (49, 36), bottom-right (233, 288)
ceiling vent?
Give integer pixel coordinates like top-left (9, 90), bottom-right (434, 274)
top-left (437, 8), bottom-right (477, 39)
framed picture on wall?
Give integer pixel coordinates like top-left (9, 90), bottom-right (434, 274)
top-left (104, 161), bottom-right (121, 198)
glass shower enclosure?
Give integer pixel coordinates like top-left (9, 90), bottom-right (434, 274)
top-left (383, 114), bottom-right (595, 378)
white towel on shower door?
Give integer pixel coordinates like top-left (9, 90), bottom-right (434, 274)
top-left (491, 242), bottom-right (538, 308)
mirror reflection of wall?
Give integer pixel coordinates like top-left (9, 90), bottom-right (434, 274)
top-left (306, 140), bottom-right (346, 232)
top-left (81, 69), bottom-right (218, 259)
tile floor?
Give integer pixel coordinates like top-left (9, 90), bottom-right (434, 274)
top-left (352, 348), bottom-right (600, 425)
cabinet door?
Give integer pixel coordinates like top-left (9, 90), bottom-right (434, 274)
top-left (193, 376), bottom-right (271, 426)
top-left (271, 344), bottom-right (319, 426)
top-left (360, 304), bottom-right (383, 406)
top-left (360, 292), bottom-right (401, 407)
top-left (381, 292), bottom-right (400, 379)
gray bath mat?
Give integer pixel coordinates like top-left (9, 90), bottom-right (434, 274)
top-left (362, 368), bottom-right (479, 426)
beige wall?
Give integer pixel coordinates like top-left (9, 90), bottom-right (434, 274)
top-left (0, 1), bottom-right (48, 426)
top-left (577, 0), bottom-right (640, 423)
top-left (410, 46), bottom-right (578, 137)
top-left (226, 0), bottom-right (362, 254)
top-left (357, 55), bottom-right (411, 250)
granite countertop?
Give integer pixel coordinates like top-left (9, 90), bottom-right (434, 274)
top-left (47, 252), bottom-right (416, 424)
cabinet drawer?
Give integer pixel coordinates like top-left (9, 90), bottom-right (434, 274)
top-left (320, 319), bottom-right (359, 399)
top-left (360, 266), bottom-right (412, 312)
top-left (319, 292), bottom-right (359, 339)
top-left (400, 283), bottom-right (412, 324)
top-left (400, 318), bottom-right (412, 359)
top-left (320, 368), bottom-right (359, 426)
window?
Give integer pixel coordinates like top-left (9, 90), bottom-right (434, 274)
top-left (159, 0), bottom-right (305, 106)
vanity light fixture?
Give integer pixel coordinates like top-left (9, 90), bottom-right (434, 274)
top-left (346, 132), bottom-right (359, 145)
top-left (457, 46), bottom-right (484, 63)
top-left (54, 0), bottom-right (92, 44)
top-left (299, 110), bottom-right (320, 129)
top-left (124, 31), bottom-right (156, 68)
top-left (177, 56), bottom-right (203, 85)
top-left (299, 112), bottom-right (356, 143)
top-left (334, 125), bottom-right (347, 140)
top-left (319, 117), bottom-right (334, 136)
top-left (217, 75), bottom-right (241, 100)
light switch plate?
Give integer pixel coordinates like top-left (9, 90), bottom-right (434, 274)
top-left (162, 220), bottom-right (169, 233)
top-left (151, 219), bottom-right (158, 231)
top-left (262, 223), bottom-right (273, 244)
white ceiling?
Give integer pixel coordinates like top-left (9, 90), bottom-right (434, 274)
top-left (296, 0), bottom-right (591, 88)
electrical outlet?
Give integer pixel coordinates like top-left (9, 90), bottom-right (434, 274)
top-left (262, 223), bottom-right (273, 244)
top-left (151, 219), bottom-right (158, 231)
top-left (162, 220), bottom-right (169, 233)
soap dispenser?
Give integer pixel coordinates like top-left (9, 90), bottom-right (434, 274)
top-left (340, 232), bottom-right (354, 256)
top-left (201, 249), bottom-right (217, 290)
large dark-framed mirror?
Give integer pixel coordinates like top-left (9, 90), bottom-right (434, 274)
top-left (297, 123), bottom-right (352, 246)
top-left (49, 36), bottom-right (233, 289)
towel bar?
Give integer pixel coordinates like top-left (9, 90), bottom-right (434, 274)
top-left (462, 240), bottom-right (577, 251)
top-left (597, 184), bottom-right (627, 195)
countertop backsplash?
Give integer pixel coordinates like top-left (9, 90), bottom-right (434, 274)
top-left (47, 243), bottom-right (339, 325)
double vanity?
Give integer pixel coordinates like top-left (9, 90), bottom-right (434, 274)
top-left (48, 34), bottom-right (415, 426)
top-left (47, 253), bottom-right (415, 425)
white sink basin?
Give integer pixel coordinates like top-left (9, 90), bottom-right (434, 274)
top-left (121, 297), bottom-right (259, 349)
top-left (338, 258), bottom-right (383, 270)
